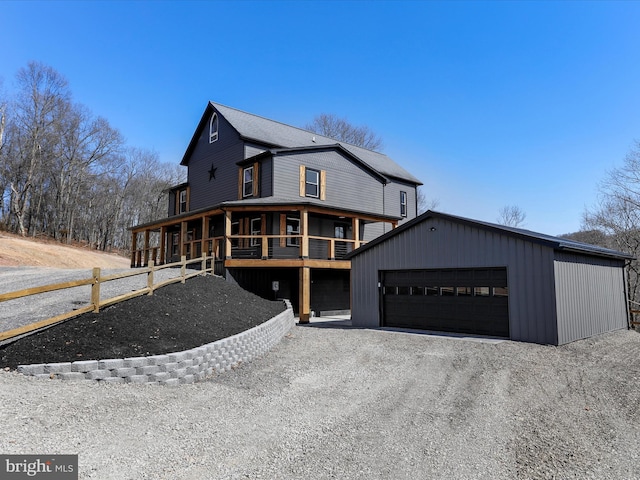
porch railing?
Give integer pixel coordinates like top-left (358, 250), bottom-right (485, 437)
top-left (132, 234), bottom-right (363, 267)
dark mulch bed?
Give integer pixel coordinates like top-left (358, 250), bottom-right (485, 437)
top-left (0, 275), bottom-right (285, 369)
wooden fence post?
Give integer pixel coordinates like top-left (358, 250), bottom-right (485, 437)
top-left (91, 267), bottom-right (101, 313)
top-left (147, 260), bottom-right (155, 295)
top-left (201, 252), bottom-right (207, 274)
top-left (181, 255), bottom-right (187, 284)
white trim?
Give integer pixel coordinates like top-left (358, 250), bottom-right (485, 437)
top-left (305, 168), bottom-right (320, 198)
top-left (251, 217), bottom-right (261, 247)
top-left (243, 166), bottom-right (254, 198)
top-left (209, 112), bottom-right (218, 143)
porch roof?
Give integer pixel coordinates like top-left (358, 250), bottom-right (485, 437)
top-left (130, 198), bottom-right (402, 232)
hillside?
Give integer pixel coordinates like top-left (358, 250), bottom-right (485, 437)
top-left (0, 232), bottom-right (131, 269)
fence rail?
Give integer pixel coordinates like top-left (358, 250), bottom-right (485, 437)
top-left (0, 254), bottom-right (215, 342)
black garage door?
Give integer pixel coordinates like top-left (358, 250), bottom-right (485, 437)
top-left (382, 268), bottom-right (509, 337)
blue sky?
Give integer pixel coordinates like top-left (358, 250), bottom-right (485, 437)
top-left (2, 1), bottom-right (640, 235)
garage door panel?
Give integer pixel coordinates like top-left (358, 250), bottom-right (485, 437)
top-left (382, 268), bottom-right (509, 338)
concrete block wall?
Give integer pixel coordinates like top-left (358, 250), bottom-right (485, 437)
top-left (17, 301), bottom-right (294, 385)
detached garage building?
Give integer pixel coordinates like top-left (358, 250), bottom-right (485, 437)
top-left (347, 211), bottom-right (632, 345)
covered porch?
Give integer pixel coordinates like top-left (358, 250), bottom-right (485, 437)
top-left (129, 203), bottom-right (398, 321)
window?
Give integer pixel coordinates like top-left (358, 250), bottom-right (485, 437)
top-left (179, 190), bottom-right (187, 214)
top-left (426, 286), bottom-right (439, 296)
top-left (209, 113), bottom-right (218, 143)
top-left (171, 232), bottom-right (179, 256)
top-left (243, 166), bottom-right (254, 198)
top-left (493, 287), bottom-right (509, 298)
top-left (299, 165), bottom-right (326, 200)
top-left (305, 168), bottom-right (320, 198)
top-left (286, 217), bottom-right (300, 247)
top-left (397, 286), bottom-right (410, 295)
top-left (457, 287), bottom-right (473, 297)
top-left (440, 287), bottom-right (455, 296)
top-left (400, 191), bottom-right (407, 217)
top-left (474, 287), bottom-right (490, 297)
top-left (231, 221), bottom-right (239, 248)
top-left (250, 218), bottom-right (261, 247)
top-left (334, 223), bottom-right (348, 239)
top-left (383, 286), bottom-right (397, 295)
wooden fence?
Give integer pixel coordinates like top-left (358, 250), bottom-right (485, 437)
top-left (0, 255), bottom-right (215, 343)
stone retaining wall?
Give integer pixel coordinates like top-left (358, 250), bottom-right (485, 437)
top-left (17, 301), bottom-right (294, 385)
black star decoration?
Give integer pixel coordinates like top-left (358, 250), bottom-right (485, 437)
top-left (208, 163), bottom-right (217, 181)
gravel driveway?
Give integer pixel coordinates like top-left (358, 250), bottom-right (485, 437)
top-left (0, 267), bottom-right (185, 339)
top-left (1, 320), bottom-right (639, 479)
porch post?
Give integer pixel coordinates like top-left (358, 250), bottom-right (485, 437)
top-left (180, 221), bottom-right (187, 258)
top-left (130, 231), bottom-right (137, 267)
top-left (202, 215), bottom-right (209, 257)
top-left (225, 210), bottom-right (232, 259)
top-left (159, 226), bottom-right (166, 264)
top-left (299, 266), bottom-right (311, 323)
top-left (144, 230), bottom-right (150, 266)
top-left (353, 217), bottom-right (360, 249)
top-left (301, 208), bottom-right (309, 259)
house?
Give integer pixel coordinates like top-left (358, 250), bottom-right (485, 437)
top-left (346, 210), bottom-right (632, 345)
top-left (130, 102), bottom-right (422, 322)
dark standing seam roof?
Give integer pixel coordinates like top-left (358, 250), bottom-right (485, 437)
top-left (345, 210), bottom-right (635, 261)
top-left (196, 101), bottom-right (422, 185)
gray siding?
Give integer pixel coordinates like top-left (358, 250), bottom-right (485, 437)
top-left (351, 216), bottom-right (558, 344)
top-left (272, 150), bottom-right (385, 215)
top-left (245, 143), bottom-right (267, 159)
top-left (363, 222), bottom-right (385, 242)
top-left (554, 252), bottom-right (627, 345)
top-left (384, 180), bottom-right (417, 225)
top-left (186, 112), bottom-right (246, 210)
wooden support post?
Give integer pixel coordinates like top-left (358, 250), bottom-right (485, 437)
top-left (180, 221), bottom-right (187, 258)
top-left (262, 236), bottom-right (269, 259)
top-left (202, 216), bottom-right (208, 258)
top-left (329, 239), bottom-right (335, 260)
top-left (147, 260), bottom-right (155, 295)
top-left (225, 211), bottom-right (232, 259)
top-left (144, 230), bottom-right (150, 266)
top-left (130, 232), bottom-right (137, 267)
top-left (353, 217), bottom-right (360, 249)
top-left (159, 226), bottom-right (166, 264)
top-left (201, 252), bottom-right (207, 273)
top-left (299, 266), bottom-right (311, 323)
top-left (91, 267), bottom-right (101, 313)
top-left (301, 209), bottom-right (309, 259)
top-left (181, 255), bottom-right (186, 284)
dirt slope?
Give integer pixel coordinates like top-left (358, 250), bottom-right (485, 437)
top-left (0, 232), bottom-right (130, 269)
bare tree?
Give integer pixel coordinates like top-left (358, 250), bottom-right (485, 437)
top-left (583, 140), bottom-right (640, 309)
top-left (0, 61), bottom-right (186, 254)
top-left (497, 205), bottom-right (526, 228)
top-left (417, 186), bottom-right (439, 215)
top-left (305, 113), bottom-right (383, 151)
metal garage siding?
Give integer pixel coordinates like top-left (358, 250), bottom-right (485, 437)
top-left (350, 216), bottom-right (558, 344)
top-left (554, 253), bottom-right (627, 345)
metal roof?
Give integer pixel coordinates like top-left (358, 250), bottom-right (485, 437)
top-left (345, 210), bottom-right (634, 261)
top-left (207, 102), bottom-right (422, 185)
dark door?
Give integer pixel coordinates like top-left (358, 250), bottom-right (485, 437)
top-left (382, 268), bottom-right (509, 337)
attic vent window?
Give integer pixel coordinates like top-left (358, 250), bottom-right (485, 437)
top-left (209, 112), bottom-right (218, 143)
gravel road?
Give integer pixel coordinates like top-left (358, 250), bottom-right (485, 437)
top-left (1, 321), bottom-right (639, 479)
